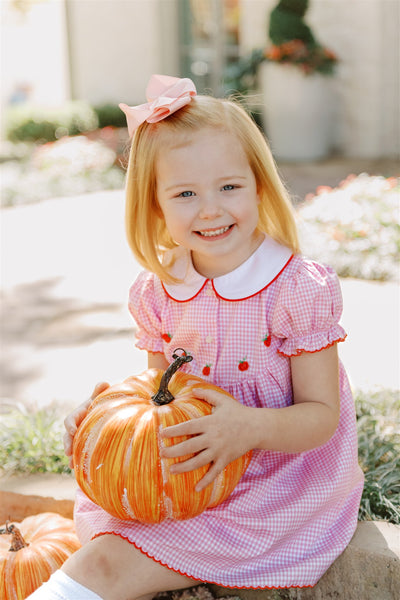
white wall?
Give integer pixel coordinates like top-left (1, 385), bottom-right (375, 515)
top-left (1, 0), bottom-right (70, 126)
top-left (66, 0), bottom-right (180, 105)
top-left (239, 0), bottom-right (400, 158)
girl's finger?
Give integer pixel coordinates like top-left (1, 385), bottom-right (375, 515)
top-left (162, 435), bottom-right (207, 458)
top-left (161, 416), bottom-right (208, 439)
top-left (169, 450), bottom-right (213, 475)
top-left (63, 415), bottom-right (77, 437)
top-left (63, 432), bottom-right (76, 468)
top-left (192, 387), bottom-right (232, 406)
top-left (63, 431), bottom-right (72, 456)
top-left (92, 381), bottom-right (109, 398)
top-left (195, 463), bottom-right (222, 492)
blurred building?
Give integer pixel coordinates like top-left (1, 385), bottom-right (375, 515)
top-left (1, 0), bottom-right (399, 159)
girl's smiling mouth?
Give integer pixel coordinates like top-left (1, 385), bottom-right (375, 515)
top-left (196, 225), bottom-right (234, 238)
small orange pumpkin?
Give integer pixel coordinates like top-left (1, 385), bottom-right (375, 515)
top-left (73, 349), bottom-right (252, 523)
top-left (0, 512), bottom-right (81, 599)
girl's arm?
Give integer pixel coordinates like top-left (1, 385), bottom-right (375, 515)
top-left (250, 343), bottom-right (340, 453)
top-left (148, 351), bottom-right (169, 370)
top-left (161, 344), bottom-right (341, 490)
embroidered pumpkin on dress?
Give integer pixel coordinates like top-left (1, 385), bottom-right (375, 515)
top-left (73, 350), bottom-right (252, 523)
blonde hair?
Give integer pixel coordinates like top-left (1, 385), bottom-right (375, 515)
top-left (125, 95), bottom-right (300, 283)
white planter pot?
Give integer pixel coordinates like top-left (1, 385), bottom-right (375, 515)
top-left (260, 62), bottom-right (334, 161)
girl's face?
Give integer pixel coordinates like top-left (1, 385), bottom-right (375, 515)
top-left (156, 127), bottom-right (262, 279)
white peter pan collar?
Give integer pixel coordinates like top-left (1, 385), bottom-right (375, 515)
top-left (162, 235), bottom-right (293, 302)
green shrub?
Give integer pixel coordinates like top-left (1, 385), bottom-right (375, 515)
top-left (356, 389), bottom-right (400, 524)
top-left (0, 405), bottom-right (71, 475)
top-left (93, 103), bottom-right (127, 129)
top-left (269, 0), bottom-right (316, 46)
top-left (5, 101), bottom-right (99, 143)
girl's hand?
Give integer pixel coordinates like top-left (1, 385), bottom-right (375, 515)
top-left (160, 387), bottom-right (253, 491)
top-left (63, 382), bottom-right (109, 468)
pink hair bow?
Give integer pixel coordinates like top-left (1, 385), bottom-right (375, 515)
top-left (119, 74), bottom-right (197, 137)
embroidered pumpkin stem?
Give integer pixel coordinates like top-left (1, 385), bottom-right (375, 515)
top-left (0, 522), bottom-right (29, 552)
top-left (152, 348), bottom-right (193, 406)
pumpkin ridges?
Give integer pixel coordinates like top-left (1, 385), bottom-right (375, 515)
top-left (93, 371), bottom-right (164, 405)
top-left (125, 406), bottom-right (163, 522)
top-left (22, 512), bottom-right (74, 542)
top-left (32, 539), bottom-right (75, 572)
top-left (90, 405), bottom-right (146, 519)
top-left (0, 563), bottom-right (5, 600)
top-left (88, 404), bottom-right (148, 519)
top-left (159, 400), bottom-right (213, 520)
top-left (13, 547), bottom-right (53, 598)
top-left (0, 513), bottom-right (80, 599)
top-left (208, 453), bottom-right (252, 509)
top-left (74, 399), bottom-right (133, 503)
top-left (2, 552), bottom-right (22, 600)
top-left (9, 542), bottom-right (67, 599)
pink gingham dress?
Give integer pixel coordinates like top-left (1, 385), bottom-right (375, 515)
top-left (74, 235), bottom-right (364, 589)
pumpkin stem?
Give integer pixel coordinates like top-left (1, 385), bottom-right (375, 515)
top-left (0, 522), bottom-right (29, 551)
top-left (152, 348), bottom-right (193, 405)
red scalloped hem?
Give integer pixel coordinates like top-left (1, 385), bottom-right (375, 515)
top-left (90, 531), bottom-right (315, 590)
top-left (277, 335), bottom-right (347, 357)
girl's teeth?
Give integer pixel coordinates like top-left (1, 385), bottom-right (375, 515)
top-left (199, 226), bottom-right (230, 237)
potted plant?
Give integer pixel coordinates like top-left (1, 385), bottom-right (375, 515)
top-left (260, 0), bottom-right (338, 161)
top-left (224, 0), bottom-right (339, 161)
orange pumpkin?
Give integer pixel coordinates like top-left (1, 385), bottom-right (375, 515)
top-left (73, 349), bottom-right (252, 523)
top-left (0, 512), bottom-right (81, 599)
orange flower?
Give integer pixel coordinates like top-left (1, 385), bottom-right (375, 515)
top-left (324, 48), bottom-right (337, 60)
top-left (266, 45), bottom-right (282, 60)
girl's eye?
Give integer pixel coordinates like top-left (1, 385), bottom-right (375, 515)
top-left (221, 184), bottom-right (237, 191)
top-left (179, 191), bottom-right (195, 198)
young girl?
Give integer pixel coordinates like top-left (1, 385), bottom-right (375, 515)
top-left (30, 74), bottom-right (363, 600)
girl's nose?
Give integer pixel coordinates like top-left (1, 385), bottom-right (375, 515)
top-left (198, 194), bottom-right (223, 219)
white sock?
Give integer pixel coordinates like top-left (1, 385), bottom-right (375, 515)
top-left (26, 569), bottom-right (103, 600)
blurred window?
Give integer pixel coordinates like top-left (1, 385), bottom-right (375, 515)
top-left (179, 0), bottom-right (240, 97)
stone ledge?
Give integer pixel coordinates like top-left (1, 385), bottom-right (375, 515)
top-left (1, 489), bottom-right (398, 600)
top-left (0, 490), bottom-right (74, 522)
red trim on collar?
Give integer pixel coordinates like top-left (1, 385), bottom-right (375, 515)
top-left (211, 254), bottom-right (294, 302)
top-left (161, 278), bottom-right (209, 303)
top-left (161, 254), bottom-right (294, 303)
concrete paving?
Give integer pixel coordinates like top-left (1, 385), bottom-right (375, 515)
top-left (1, 161), bottom-right (399, 418)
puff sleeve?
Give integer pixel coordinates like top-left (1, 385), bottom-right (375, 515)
top-left (128, 270), bottom-right (164, 353)
top-left (272, 260), bottom-right (347, 357)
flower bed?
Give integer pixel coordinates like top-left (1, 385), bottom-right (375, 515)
top-left (297, 174), bottom-right (400, 282)
top-left (0, 128), bottom-right (127, 207)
